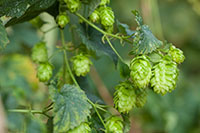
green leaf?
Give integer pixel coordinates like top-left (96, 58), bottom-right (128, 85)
top-left (131, 10), bottom-right (143, 26)
top-left (130, 10), bottom-right (163, 55)
top-left (0, 20), bottom-right (9, 50)
top-left (87, 0), bottom-right (101, 17)
top-left (116, 21), bottom-right (135, 36)
top-left (117, 60), bottom-right (130, 79)
top-left (0, 0), bottom-right (36, 18)
top-left (131, 25), bottom-right (163, 55)
top-left (5, 0), bottom-right (56, 27)
top-left (76, 24), bottom-right (118, 65)
top-left (49, 84), bottom-right (92, 132)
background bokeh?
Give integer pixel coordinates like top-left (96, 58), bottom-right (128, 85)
top-left (0, 0), bottom-right (200, 133)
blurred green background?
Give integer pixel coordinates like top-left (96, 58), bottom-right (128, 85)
top-left (1, 0), bottom-right (200, 133)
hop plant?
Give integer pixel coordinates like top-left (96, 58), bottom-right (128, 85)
top-left (105, 116), bottom-right (123, 133)
top-left (168, 45), bottom-right (185, 64)
top-left (130, 55), bottom-right (152, 89)
top-left (72, 54), bottom-right (92, 77)
top-left (64, 0), bottom-right (81, 13)
top-left (99, 6), bottom-right (115, 28)
top-left (31, 42), bottom-right (48, 63)
top-left (68, 122), bottom-right (91, 133)
top-left (89, 10), bottom-right (100, 23)
top-left (150, 57), bottom-right (179, 95)
top-left (37, 63), bottom-right (53, 82)
top-left (113, 81), bottom-right (136, 113)
top-left (135, 89), bottom-right (147, 108)
top-left (56, 14), bottom-right (69, 28)
top-left (100, 0), bottom-right (110, 6)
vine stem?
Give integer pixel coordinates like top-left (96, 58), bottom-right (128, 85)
top-left (75, 13), bottom-right (121, 40)
top-left (60, 29), bottom-right (107, 127)
top-left (105, 36), bottom-right (125, 62)
top-left (8, 109), bottom-right (43, 114)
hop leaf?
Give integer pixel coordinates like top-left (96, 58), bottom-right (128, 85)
top-left (72, 54), bottom-right (92, 77)
top-left (114, 81), bottom-right (136, 113)
top-left (89, 10), bottom-right (100, 23)
top-left (68, 122), bottom-right (91, 133)
top-left (99, 6), bottom-right (115, 27)
top-left (37, 62), bottom-right (53, 82)
top-left (31, 42), bottom-right (48, 63)
top-left (100, 0), bottom-right (110, 6)
top-left (150, 57), bottom-right (179, 95)
top-left (130, 55), bottom-right (152, 89)
top-left (56, 14), bottom-right (69, 28)
top-left (64, 0), bottom-right (81, 13)
top-left (135, 89), bottom-right (147, 108)
top-left (168, 45), bottom-right (185, 64)
top-left (105, 116), bottom-right (123, 133)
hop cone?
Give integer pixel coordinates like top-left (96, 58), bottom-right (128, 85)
top-left (100, 0), bottom-right (110, 6)
top-left (135, 89), bottom-right (147, 108)
top-left (64, 0), bottom-right (81, 13)
top-left (37, 63), bottom-right (53, 82)
top-left (150, 57), bottom-right (179, 95)
top-left (68, 122), bottom-right (91, 133)
top-left (99, 6), bottom-right (115, 27)
top-left (56, 14), bottom-right (69, 28)
top-left (114, 81), bottom-right (136, 113)
top-left (89, 10), bottom-right (100, 23)
top-left (168, 45), bottom-right (185, 64)
top-left (72, 54), bottom-right (92, 77)
top-left (105, 116), bottom-right (123, 133)
top-left (31, 42), bottom-right (48, 63)
top-left (130, 55), bottom-right (152, 89)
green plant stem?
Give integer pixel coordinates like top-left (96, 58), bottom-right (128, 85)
top-left (75, 12), bottom-right (133, 44)
top-left (60, 29), bottom-right (80, 88)
top-left (8, 109), bottom-right (43, 114)
top-left (105, 36), bottom-right (124, 62)
top-left (60, 29), bottom-right (107, 127)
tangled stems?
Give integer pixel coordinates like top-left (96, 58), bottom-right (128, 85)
top-left (60, 29), bottom-right (107, 127)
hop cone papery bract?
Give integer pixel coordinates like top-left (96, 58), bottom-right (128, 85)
top-left (37, 63), bottom-right (53, 82)
top-left (99, 6), bottom-right (115, 27)
top-left (89, 10), bottom-right (100, 23)
top-left (31, 42), bottom-right (48, 63)
top-left (64, 0), bottom-right (81, 13)
top-left (56, 14), bottom-right (69, 28)
top-left (150, 57), bottom-right (179, 95)
top-left (130, 55), bottom-right (152, 89)
top-left (100, 0), bottom-right (110, 6)
top-left (72, 54), bottom-right (92, 77)
top-left (135, 89), bottom-right (147, 108)
top-left (68, 122), bottom-right (91, 133)
top-left (114, 81), bottom-right (136, 113)
top-left (168, 45), bottom-right (185, 64)
top-left (105, 116), bottom-right (123, 133)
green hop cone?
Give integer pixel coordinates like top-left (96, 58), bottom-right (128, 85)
top-left (31, 42), bottom-right (48, 63)
top-left (113, 81), bottom-right (136, 113)
top-left (89, 10), bottom-right (100, 23)
top-left (135, 89), bottom-right (147, 108)
top-left (56, 14), bottom-right (69, 28)
top-left (72, 54), bottom-right (92, 77)
top-left (64, 0), bottom-right (81, 13)
top-left (68, 122), bottom-right (91, 133)
top-left (99, 6), bottom-right (115, 27)
top-left (37, 62), bottom-right (53, 82)
top-left (100, 0), bottom-right (110, 6)
top-left (105, 116), bottom-right (123, 133)
top-left (168, 45), bottom-right (185, 64)
top-left (130, 55), bottom-right (152, 89)
top-left (150, 57), bottom-right (179, 95)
